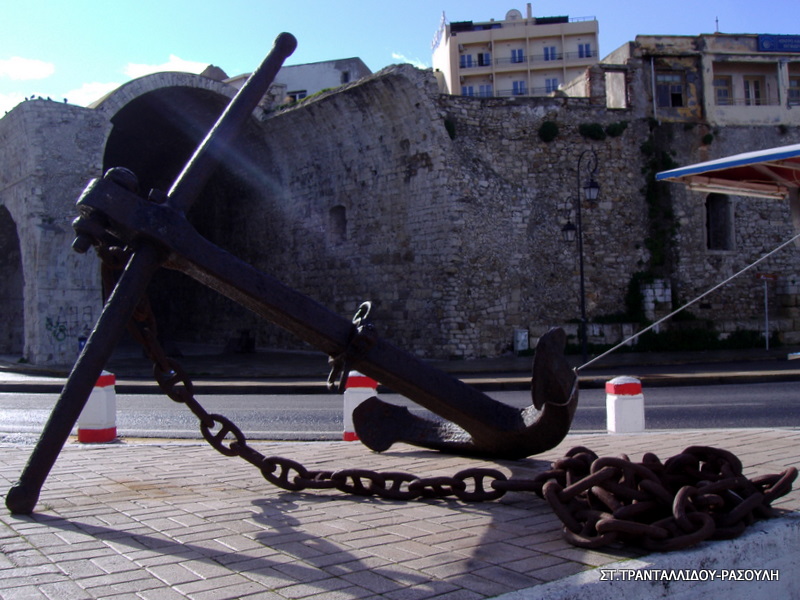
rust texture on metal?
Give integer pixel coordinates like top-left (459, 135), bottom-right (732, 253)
top-left (6, 32), bottom-right (579, 516)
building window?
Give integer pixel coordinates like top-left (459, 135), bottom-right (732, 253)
top-left (329, 206), bottom-right (347, 244)
top-left (341, 71), bottom-right (351, 84)
top-left (578, 43), bottom-right (592, 59)
top-left (545, 78), bottom-right (559, 93)
top-left (655, 72), bottom-right (684, 107)
top-left (478, 84), bottom-right (493, 97)
top-left (288, 90), bottom-right (307, 102)
top-left (713, 76), bottom-right (732, 105)
top-left (477, 52), bottom-right (491, 66)
top-left (512, 80), bottom-right (527, 95)
top-left (706, 194), bottom-right (734, 251)
top-left (744, 76), bottom-right (765, 105)
top-left (511, 49), bottom-right (524, 63)
top-left (459, 54), bottom-right (473, 68)
top-left (543, 46), bottom-right (558, 61)
top-left (790, 77), bottom-right (800, 106)
top-left (461, 85), bottom-right (475, 97)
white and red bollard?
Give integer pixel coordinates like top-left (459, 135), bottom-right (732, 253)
top-left (77, 371), bottom-right (117, 443)
top-left (605, 376), bottom-right (645, 433)
top-left (343, 371), bottom-right (378, 441)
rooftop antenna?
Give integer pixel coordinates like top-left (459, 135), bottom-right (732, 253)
top-left (715, 16), bottom-right (720, 33)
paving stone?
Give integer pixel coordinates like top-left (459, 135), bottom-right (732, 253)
top-left (0, 432), bottom-right (797, 599)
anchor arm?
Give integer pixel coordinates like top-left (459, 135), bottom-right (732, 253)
top-left (353, 328), bottom-right (578, 459)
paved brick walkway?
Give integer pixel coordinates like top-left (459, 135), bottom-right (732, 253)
top-left (1, 429), bottom-right (799, 599)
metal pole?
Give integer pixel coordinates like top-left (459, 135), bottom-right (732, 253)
top-left (576, 180), bottom-right (588, 365)
top-left (575, 149), bottom-right (598, 365)
top-left (764, 279), bottom-right (770, 350)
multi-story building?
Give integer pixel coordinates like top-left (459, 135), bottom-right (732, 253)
top-left (431, 4), bottom-right (599, 98)
top-left (225, 57), bottom-right (371, 108)
top-left (600, 33), bottom-right (800, 125)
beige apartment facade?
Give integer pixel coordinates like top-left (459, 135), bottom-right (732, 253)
top-left (431, 5), bottom-right (599, 98)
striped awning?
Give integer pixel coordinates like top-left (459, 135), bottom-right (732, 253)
top-left (656, 143), bottom-right (800, 199)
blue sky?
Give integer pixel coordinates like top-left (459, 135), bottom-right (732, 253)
top-left (3, 0), bottom-right (800, 114)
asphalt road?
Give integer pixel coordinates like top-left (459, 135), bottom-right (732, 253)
top-left (1, 381), bottom-right (798, 442)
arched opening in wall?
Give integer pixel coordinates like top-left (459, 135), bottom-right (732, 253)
top-left (0, 206), bottom-right (24, 355)
top-left (103, 86), bottom-right (283, 353)
top-left (706, 193), bottom-right (734, 251)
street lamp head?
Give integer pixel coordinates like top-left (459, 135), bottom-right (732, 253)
top-left (561, 220), bottom-right (577, 243)
top-left (583, 178), bottom-right (600, 202)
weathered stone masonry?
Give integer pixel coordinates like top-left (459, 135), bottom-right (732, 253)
top-left (1, 64), bottom-right (799, 365)
top-left (0, 101), bottom-right (106, 363)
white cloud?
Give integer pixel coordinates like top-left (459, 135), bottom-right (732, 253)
top-left (391, 52), bottom-right (429, 69)
top-left (0, 57), bottom-right (55, 81)
top-left (123, 54), bottom-right (209, 79)
top-left (0, 92), bottom-right (26, 114)
top-left (64, 81), bottom-right (122, 107)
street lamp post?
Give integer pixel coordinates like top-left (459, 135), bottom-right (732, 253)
top-left (561, 149), bottom-right (599, 364)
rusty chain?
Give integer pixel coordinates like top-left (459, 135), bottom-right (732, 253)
top-left (533, 445), bottom-right (797, 551)
top-left (117, 274), bottom-right (796, 552)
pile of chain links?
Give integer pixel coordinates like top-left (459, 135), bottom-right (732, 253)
top-left (533, 445), bottom-right (797, 551)
top-left (125, 297), bottom-right (796, 553)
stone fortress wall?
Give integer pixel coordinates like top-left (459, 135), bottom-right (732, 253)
top-left (1, 64), bottom-right (799, 365)
top-left (250, 64), bottom-right (800, 359)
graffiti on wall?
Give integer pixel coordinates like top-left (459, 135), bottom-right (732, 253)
top-left (45, 306), bottom-right (94, 344)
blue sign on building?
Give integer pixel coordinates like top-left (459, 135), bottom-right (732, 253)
top-left (758, 35), bottom-right (800, 52)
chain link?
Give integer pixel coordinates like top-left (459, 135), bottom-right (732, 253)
top-left (127, 295), bottom-right (797, 552)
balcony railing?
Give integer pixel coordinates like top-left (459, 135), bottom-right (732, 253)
top-left (714, 96), bottom-right (781, 106)
top-left (489, 86), bottom-right (561, 97)
top-left (462, 49), bottom-right (598, 69)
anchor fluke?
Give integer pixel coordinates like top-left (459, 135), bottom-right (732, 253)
top-left (353, 328), bottom-right (578, 459)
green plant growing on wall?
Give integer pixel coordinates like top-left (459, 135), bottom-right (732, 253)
top-left (579, 122), bottom-right (606, 141)
top-left (605, 121), bottom-right (628, 137)
top-left (639, 126), bottom-right (679, 275)
top-left (538, 120), bottom-right (559, 142)
top-left (623, 271), bottom-right (653, 324)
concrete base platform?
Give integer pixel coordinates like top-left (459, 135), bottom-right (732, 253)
top-left (1, 429), bottom-right (798, 599)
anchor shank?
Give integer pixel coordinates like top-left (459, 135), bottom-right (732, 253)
top-left (175, 251), bottom-right (524, 438)
top-left (162, 230), bottom-right (525, 439)
top-left (79, 177), bottom-right (525, 438)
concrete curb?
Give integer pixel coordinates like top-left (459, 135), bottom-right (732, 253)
top-left (495, 512), bottom-right (800, 599)
top-left (2, 369), bottom-right (800, 395)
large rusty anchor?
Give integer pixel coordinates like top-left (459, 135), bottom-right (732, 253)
top-left (6, 33), bottom-right (577, 516)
